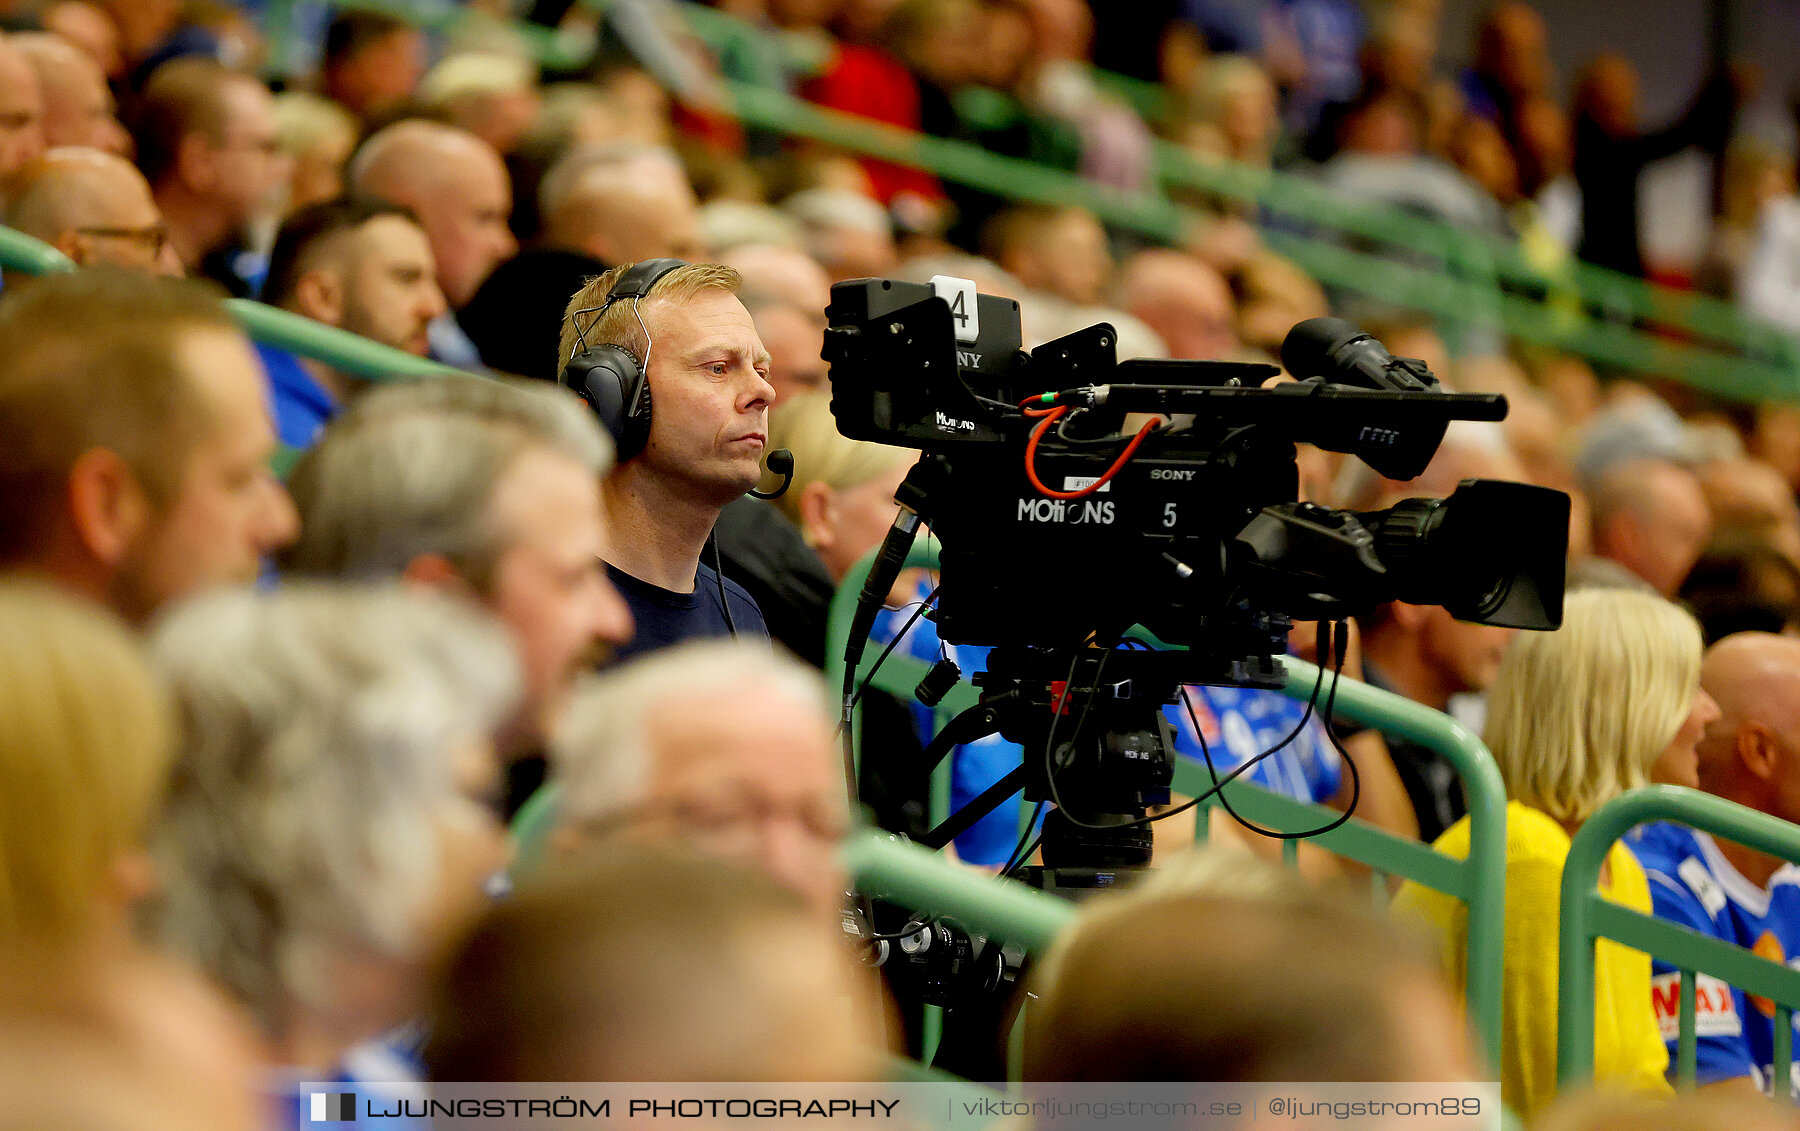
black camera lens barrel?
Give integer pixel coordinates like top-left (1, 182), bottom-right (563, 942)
top-left (1281, 317), bottom-right (1437, 392)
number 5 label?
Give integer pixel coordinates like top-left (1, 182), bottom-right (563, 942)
top-left (930, 275), bottom-right (980, 345)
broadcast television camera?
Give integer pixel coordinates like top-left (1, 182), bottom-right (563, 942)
top-left (825, 276), bottom-right (1570, 875)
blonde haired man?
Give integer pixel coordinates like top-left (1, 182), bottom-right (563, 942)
top-left (559, 259), bottom-right (776, 660)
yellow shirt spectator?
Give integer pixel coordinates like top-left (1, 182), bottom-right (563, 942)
top-left (1394, 802), bottom-right (1671, 1119)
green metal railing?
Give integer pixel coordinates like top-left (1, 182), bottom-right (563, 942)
top-left (504, 782), bottom-right (1077, 956)
top-left (716, 81), bottom-right (1800, 401)
top-left (1169, 655), bottom-right (1507, 1070)
top-left (826, 542), bottom-right (1507, 1069)
top-left (0, 226), bottom-right (465, 385)
top-left (846, 830), bottom-right (1075, 955)
top-left (1557, 785), bottom-right (1800, 1092)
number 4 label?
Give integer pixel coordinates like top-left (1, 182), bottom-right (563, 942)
top-left (929, 275), bottom-right (980, 345)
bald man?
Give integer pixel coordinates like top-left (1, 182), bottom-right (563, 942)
top-left (537, 144), bottom-right (701, 266)
top-left (349, 119), bottom-right (515, 368)
top-left (11, 33), bottom-right (128, 155)
top-left (458, 143), bottom-right (699, 379)
top-left (723, 244), bottom-right (831, 403)
top-left (983, 203), bottom-right (1112, 307)
top-left (4, 148), bottom-right (171, 274)
top-left (0, 36), bottom-right (45, 177)
top-left (1116, 248), bottom-right (1239, 361)
top-left (1631, 632), bottom-right (1800, 1095)
top-left (1588, 457), bottom-right (1712, 597)
top-left (720, 242), bottom-right (831, 319)
top-left (40, 2), bottom-right (124, 82)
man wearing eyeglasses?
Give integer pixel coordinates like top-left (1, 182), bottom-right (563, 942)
top-left (547, 640), bottom-right (851, 925)
top-left (3, 147), bottom-right (176, 276)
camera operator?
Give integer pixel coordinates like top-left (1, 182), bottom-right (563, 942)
top-left (557, 260), bottom-right (775, 661)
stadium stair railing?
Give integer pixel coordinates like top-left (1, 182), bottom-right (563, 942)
top-left (0, 225), bottom-right (466, 475)
top-left (1557, 784), bottom-right (1800, 1095)
top-left (0, 227), bottom-right (465, 385)
top-left (826, 542), bottom-right (1507, 1072)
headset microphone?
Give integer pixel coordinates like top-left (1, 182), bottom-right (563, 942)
top-left (747, 448), bottom-right (795, 500)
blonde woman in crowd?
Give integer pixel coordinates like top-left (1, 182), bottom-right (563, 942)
top-left (767, 390), bottom-right (914, 586)
top-left (0, 580), bottom-right (172, 940)
top-left (1394, 588), bottom-right (1719, 1118)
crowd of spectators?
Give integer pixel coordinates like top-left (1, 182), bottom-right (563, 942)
top-left (6, 0), bottom-right (1800, 1126)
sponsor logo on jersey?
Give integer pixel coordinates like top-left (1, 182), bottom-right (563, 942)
top-left (1651, 971), bottom-right (1741, 1042)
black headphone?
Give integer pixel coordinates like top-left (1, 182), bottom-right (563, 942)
top-left (560, 257), bottom-right (688, 460)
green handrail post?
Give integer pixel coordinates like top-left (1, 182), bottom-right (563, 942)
top-left (843, 829), bottom-right (1074, 955)
top-left (0, 222), bottom-right (468, 387)
top-left (263, 0), bottom-right (303, 81)
top-left (1155, 638), bottom-right (1506, 1068)
top-left (1275, 658), bottom-right (1507, 1071)
top-left (1557, 785), bottom-right (1800, 1090)
top-left (223, 299), bottom-right (467, 381)
top-left (0, 227), bottom-right (74, 275)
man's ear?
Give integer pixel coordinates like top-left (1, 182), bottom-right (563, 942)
top-left (795, 480), bottom-right (836, 552)
top-left (291, 268), bottom-right (346, 327)
top-left (402, 551), bottom-right (479, 598)
top-left (66, 447), bottom-right (152, 567)
top-left (1739, 722), bottom-right (1779, 783)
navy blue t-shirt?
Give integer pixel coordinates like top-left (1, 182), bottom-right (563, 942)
top-left (606, 560), bottom-right (769, 663)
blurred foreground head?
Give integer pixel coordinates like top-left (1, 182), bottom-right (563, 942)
top-left (282, 375), bottom-right (632, 751)
top-left (424, 844), bottom-right (880, 1082)
top-left (0, 269), bottom-right (296, 624)
top-left (144, 583), bottom-right (520, 1064)
top-left (1025, 848), bottom-right (1477, 1082)
top-left (0, 935), bottom-right (264, 1131)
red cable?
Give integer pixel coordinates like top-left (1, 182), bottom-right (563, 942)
top-left (1023, 406), bottom-right (1162, 499)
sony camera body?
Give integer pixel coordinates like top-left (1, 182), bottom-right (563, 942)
top-left (824, 277), bottom-right (1568, 691)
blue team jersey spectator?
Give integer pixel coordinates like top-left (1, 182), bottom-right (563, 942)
top-left (257, 341), bottom-right (339, 450)
top-left (1631, 820), bottom-right (1800, 1095)
top-left (1163, 683), bottom-right (1343, 804)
